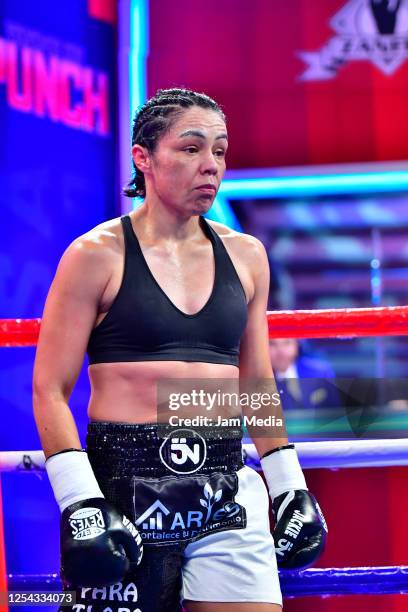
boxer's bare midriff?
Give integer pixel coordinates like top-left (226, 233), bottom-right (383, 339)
top-left (88, 361), bottom-right (239, 423)
top-left (85, 215), bottom-right (256, 425)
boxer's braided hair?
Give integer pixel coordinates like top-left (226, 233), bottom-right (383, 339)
top-left (123, 88), bottom-right (225, 199)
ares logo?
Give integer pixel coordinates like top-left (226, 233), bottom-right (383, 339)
top-left (135, 483), bottom-right (242, 535)
top-left (159, 429), bottom-right (207, 474)
top-left (136, 500), bottom-right (171, 530)
top-left (69, 507), bottom-right (105, 540)
top-left (299, 0), bottom-right (408, 80)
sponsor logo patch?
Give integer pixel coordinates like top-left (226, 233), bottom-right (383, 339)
top-left (159, 428), bottom-right (207, 474)
top-left (133, 473), bottom-right (246, 543)
top-left (69, 507), bottom-right (105, 540)
top-left (276, 538), bottom-right (294, 557)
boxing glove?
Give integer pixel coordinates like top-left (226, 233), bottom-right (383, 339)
top-left (61, 497), bottom-right (143, 587)
top-left (260, 444), bottom-right (327, 569)
top-left (46, 449), bottom-right (143, 587)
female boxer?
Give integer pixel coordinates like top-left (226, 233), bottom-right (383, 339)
top-left (33, 88), bottom-right (326, 612)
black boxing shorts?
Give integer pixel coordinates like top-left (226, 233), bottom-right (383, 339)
top-left (60, 422), bottom-right (282, 612)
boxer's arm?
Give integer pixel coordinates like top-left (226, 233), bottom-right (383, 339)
top-left (238, 237), bottom-right (288, 455)
top-left (33, 236), bottom-right (144, 584)
top-left (33, 236), bottom-right (111, 458)
top-left (239, 237), bottom-right (327, 568)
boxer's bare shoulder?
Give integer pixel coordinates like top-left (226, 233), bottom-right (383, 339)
top-left (58, 217), bottom-right (123, 291)
top-left (207, 219), bottom-right (269, 303)
top-left (207, 219), bottom-right (267, 264)
top-left (49, 219), bottom-right (124, 310)
top-left (69, 217), bottom-right (124, 260)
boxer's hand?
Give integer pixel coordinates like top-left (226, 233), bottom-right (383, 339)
top-left (61, 498), bottom-right (143, 587)
top-left (45, 450), bottom-right (143, 587)
top-left (272, 489), bottom-right (327, 569)
top-left (260, 444), bottom-right (328, 570)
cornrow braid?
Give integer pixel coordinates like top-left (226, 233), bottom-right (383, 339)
top-left (123, 88), bottom-right (225, 199)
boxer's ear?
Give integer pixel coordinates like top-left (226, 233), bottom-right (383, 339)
top-left (132, 145), bottom-right (152, 174)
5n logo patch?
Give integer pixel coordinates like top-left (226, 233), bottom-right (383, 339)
top-left (159, 428), bottom-right (207, 474)
top-left (299, 0), bottom-right (408, 80)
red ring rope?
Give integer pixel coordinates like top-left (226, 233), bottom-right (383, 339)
top-left (267, 305), bottom-right (408, 339)
top-left (1, 306), bottom-right (408, 346)
top-left (0, 318), bottom-right (41, 346)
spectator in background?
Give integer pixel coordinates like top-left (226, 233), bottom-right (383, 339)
top-left (269, 338), bottom-right (341, 410)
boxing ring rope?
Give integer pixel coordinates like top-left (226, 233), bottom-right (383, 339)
top-left (6, 567), bottom-right (408, 597)
top-left (3, 305), bottom-right (408, 346)
top-left (2, 307), bottom-right (408, 597)
top-left (2, 438), bottom-right (408, 473)
top-left (266, 305), bottom-right (408, 339)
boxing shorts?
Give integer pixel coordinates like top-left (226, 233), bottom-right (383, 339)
top-left (60, 422), bottom-right (282, 611)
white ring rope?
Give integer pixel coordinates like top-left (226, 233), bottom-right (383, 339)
top-left (2, 438), bottom-right (408, 473)
top-left (245, 438), bottom-right (408, 469)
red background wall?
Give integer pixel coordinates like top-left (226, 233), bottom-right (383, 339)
top-left (148, 2), bottom-right (408, 609)
top-left (282, 467), bottom-right (408, 611)
top-left (148, 0), bottom-right (408, 169)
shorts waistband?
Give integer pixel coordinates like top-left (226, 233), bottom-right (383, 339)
top-left (87, 421), bottom-right (244, 478)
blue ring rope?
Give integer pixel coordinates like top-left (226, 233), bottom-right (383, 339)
top-left (7, 566), bottom-right (408, 597)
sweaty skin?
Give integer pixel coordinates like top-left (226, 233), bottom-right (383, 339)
top-left (87, 215), bottom-right (257, 423)
top-left (33, 106), bottom-right (287, 459)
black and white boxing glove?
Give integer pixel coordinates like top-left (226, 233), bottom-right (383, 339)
top-left (260, 444), bottom-right (327, 570)
top-left (46, 449), bottom-right (143, 587)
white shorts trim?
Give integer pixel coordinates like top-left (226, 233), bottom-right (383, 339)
top-left (181, 466), bottom-right (282, 605)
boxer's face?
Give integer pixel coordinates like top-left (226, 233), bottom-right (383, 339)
top-left (269, 339), bottom-right (299, 374)
top-left (134, 106), bottom-right (228, 216)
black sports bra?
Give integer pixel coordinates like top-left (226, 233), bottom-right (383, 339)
top-left (87, 215), bottom-right (248, 366)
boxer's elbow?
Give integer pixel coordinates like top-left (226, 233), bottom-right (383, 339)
top-left (32, 378), bottom-right (69, 421)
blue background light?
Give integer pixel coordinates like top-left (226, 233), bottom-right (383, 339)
top-left (220, 171), bottom-right (408, 199)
